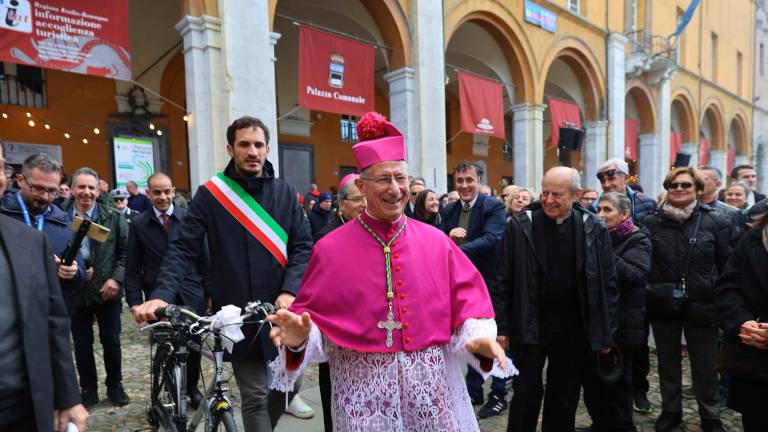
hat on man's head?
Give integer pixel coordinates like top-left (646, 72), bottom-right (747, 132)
top-left (109, 188), bottom-right (129, 199)
top-left (352, 112), bottom-right (406, 171)
top-left (338, 173), bottom-right (359, 190)
top-left (318, 192), bottom-right (333, 202)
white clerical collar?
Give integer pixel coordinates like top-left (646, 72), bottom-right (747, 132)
top-left (154, 204), bottom-right (174, 221)
top-left (461, 194), bottom-right (479, 210)
top-left (556, 209), bottom-right (573, 225)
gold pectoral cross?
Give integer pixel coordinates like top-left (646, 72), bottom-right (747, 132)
top-left (377, 310), bottom-right (402, 347)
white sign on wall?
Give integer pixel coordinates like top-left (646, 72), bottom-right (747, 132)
top-left (3, 141), bottom-right (63, 165)
top-left (113, 137), bottom-right (155, 188)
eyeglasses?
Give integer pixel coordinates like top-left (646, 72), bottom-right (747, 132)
top-left (361, 175), bottom-right (409, 186)
top-left (596, 169), bottom-right (620, 181)
top-left (667, 182), bottom-right (693, 190)
top-left (112, 197), bottom-right (127, 202)
top-left (21, 174), bottom-right (60, 197)
top-left (345, 196), bottom-right (364, 203)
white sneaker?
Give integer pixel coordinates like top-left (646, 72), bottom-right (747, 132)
top-left (286, 395), bottom-right (315, 419)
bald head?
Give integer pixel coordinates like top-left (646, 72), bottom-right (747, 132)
top-left (541, 167), bottom-right (581, 220)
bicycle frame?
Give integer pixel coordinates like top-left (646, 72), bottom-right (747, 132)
top-left (187, 332), bottom-right (235, 431)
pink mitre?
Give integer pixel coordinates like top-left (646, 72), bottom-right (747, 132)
top-left (352, 112), bottom-right (406, 171)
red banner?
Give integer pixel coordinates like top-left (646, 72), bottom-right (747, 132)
top-left (670, 130), bottom-right (682, 164)
top-left (727, 148), bottom-right (735, 174)
top-left (699, 136), bottom-right (710, 166)
top-left (458, 72), bottom-right (505, 139)
top-left (0, 0), bottom-right (130, 80)
top-left (298, 26), bottom-right (374, 116)
top-left (624, 118), bottom-right (639, 160)
top-left (547, 98), bottom-right (582, 149)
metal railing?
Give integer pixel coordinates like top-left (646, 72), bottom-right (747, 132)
top-left (625, 30), bottom-right (677, 60)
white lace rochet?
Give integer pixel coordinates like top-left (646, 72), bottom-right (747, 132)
top-left (269, 318), bottom-right (517, 432)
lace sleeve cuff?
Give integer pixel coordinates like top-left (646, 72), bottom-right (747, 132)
top-left (450, 318), bottom-right (518, 380)
top-left (268, 323), bottom-right (326, 393)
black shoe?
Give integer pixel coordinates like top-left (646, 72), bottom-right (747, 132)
top-left (470, 394), bottom-right (484, 406)
top-left (188, 388), bottom-right (204, 410)
top-left (107, 383), bottom-right (130, 407)
top-left (80, 388), bottom-right (99, 411)
top-left (477, 394), bottom-right (508, 419)
top-left (701, 419), bottom-right (725, 432)
top-left (634, 391), bottom-right (653, 414)
top-left (655, 411), bottom-right (683, 432)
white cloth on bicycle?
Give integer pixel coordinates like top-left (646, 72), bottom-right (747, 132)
top-left (269, 318), bottom-right (516, 431)
top-left (208, 304), bottom-right (245, 353)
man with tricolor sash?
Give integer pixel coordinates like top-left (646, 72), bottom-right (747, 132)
top-left (133, 116), bottom-right (313, 431)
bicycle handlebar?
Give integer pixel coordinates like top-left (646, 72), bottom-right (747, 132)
top-left (141, 301), bottom-right (276, 333)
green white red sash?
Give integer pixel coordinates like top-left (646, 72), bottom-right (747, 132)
top-left (204, 173), bottom-right (288, 267)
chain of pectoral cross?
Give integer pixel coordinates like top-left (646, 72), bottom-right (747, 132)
top-left (357, 215), bottom-right (408, 347)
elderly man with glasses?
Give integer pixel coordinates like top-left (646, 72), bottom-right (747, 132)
top-left (593, 158), bottom-right (657, 224)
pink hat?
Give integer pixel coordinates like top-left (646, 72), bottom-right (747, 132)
top-left (352, 112), bottom-right (406, 171)
top-left (338, 173), bottom-right (359, 190)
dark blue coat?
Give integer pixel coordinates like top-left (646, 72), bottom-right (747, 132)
top-left (124, 206), bottom-right (210, 314)
top-left (439, 193), bottom-right (506, 282)
top-left (153, 160), bottom-right (313, 362)
top-left (0, 191), bottom-right (85, 314)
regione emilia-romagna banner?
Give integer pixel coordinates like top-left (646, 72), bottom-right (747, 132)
top-left (298, 26), bottom-right (374, 116)
top-left (113, 137), bottom-right (154, 189)
top-left (0, 0), bottom-right (131, 80)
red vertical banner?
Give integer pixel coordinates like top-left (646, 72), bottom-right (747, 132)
top-left (0, 0), bottom-right (131, 80)
top-left (624, 118), bottom-right (639, 160)
top-left (547, 98), bottom-right (582, 149)
top-left (669, 130), bottom-right (682, 164)
top-left (727, 148), bottom-right (735, 174)
top-left (298, 26), bottom-right (374, 116)
top-left (458, 72), bottom-right (505, 139)
top-left (699, 137), bottom-right (710, 166)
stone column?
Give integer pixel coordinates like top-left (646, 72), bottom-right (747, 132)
top-left (176, 15), bottom-right (228, 190)
top-left (607, 33), bottom-right (628, 160)
top-left (410, 0), bottom-right (447, 193)
top-left (648, 78), bottom-right (672, 199)
top-left (709, 149), bottom-right (728, 179)
top-left (584, 121), bottom-right (608, 190)
top-left (680, 142), bottom-right (699, 167)
top-left (220, 0), bottom-right (281, 175)
top-left (733, 155), bottom-right (750, 166)
top-left (512, 103), bottom-right (546, 188)
top-left (384, 67), bottom-right (419, 175)
top-left (638, 132), bottom-right (661, 196)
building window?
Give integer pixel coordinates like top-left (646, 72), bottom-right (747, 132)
top-left (760, 43), bottom-right (764, 76)
top-left (568, 0), bottom-right (580, 14)
top-left (737, 51), bottom-right (743, 96)
top-left (0, 62), bottom-right (46, 108)
top-left (711, 32), bottom-right (719, 82)
top-left (340, 115), bottom-right (359, 142)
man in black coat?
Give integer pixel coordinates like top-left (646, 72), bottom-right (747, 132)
top-left (0, 214), bottom-right (88, 431)
top-left (0, 153), bottom-right (86, 314)
top-left (493, 167), bottom-right (619, 432)
top-left (307, 192), bottom-right (334, 237)
top-left (125, 172), bottom-right (211, 408)
top-left (133, 116), bottom-right (313, 432)
top-left (439, 160), bottom-right (507, 417)
top-left (126, 180), bottom-right (152, 213)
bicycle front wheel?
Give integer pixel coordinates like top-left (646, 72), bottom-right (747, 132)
top-left (211, 411), bottom-right (238, 432)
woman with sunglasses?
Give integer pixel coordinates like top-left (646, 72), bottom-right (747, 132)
top-left (643, 167), bottom-right (731, 432)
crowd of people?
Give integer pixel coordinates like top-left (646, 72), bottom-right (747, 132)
top-left (1, 110), bottom-right (767, 432)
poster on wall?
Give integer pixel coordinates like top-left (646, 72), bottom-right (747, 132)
top-left (3, 141), bottom-right (62, 164)
top-left (298, 26), bottom-right (374, 116)
top-left (113, 137), bottom-right (154, 188)
top-left (0, 0), bottom-right (131, 80)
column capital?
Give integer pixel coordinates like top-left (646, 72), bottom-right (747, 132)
top-left (269, 32), bottom-right (281, 46)
top-left (585, 120), bottom-right (609, 128)
top-left (607, 32), bottom-right (628, 47)
top-left (511, 102), bottom-right (546, 113)
top-left (384, 67), bottom-right (416, 84)
top-left (176, 15), bottom-right (222, 52)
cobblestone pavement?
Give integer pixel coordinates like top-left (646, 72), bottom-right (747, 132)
top-left (84, 309), bottom-right (744, 431)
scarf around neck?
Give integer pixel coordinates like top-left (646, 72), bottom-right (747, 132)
top-left (662, 200), bottom-right (697, 223)
top-left (609, 216), bottom-right (637, 240)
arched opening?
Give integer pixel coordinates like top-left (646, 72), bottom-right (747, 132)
top-left (671, 92), bottom-right (696, 165)
top-left (272, 0), bottom-right (410, 194)
top-left (700, 104), bottom-right (724, 167)
top-left (444, 19), bottom-right (524, 193)
top-left (727, 114), bottom-right (749, 174)
top-left (625, 83), bottom-right (656, 183)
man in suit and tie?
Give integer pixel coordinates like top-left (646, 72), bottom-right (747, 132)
top-left (125, 172), bottom-right (211, 409)
top-left (439, 160), bottom-right (507, 418)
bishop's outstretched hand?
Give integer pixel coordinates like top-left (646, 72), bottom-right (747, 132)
top-left (465, 337), bottom-right (508, 371)
top-left (267, 309), bottom-right (312, 349)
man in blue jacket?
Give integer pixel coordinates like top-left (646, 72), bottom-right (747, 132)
top-left (133, 116), bottom-right (313, 432)
top-left (593, 158), bottom-right (657, 223)
top-left (0, 153), bottom-right (85, 314)
top-left (440, 160), bottom-right (507, 418)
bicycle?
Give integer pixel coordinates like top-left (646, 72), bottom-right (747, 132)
top-left (140, 301), bottom-right (275, 432)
